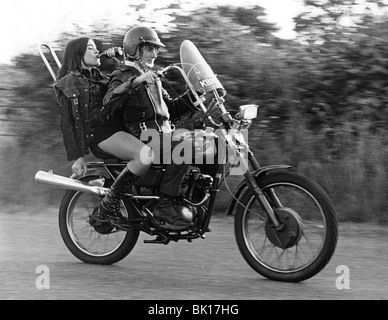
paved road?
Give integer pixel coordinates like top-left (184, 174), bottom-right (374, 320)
top-left (1, 208), bottom-right (387, 300)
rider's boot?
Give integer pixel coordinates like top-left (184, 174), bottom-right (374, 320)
top-left (99, 167), bottom-right (139, 221)
top-left (153, 194), bottom-right (194, 231)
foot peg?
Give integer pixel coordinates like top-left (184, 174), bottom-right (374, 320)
top-left (144, 236), bottom-right (170, 245)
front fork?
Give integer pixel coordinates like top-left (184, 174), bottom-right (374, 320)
top-left (242, 150), bottom-right (282, 228)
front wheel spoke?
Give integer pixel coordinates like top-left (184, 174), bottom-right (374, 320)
top-left (258, 235), bottom-right (271, 256)
top-left (293, 244), bottom-right (309, 269)
top-left (249, 209), bottom-right (267, 221)
top-left (274, 246), bottom-right (286, 268)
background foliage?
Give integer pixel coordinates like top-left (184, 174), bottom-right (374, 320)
top-left (1, 0), bottom-right (388, 222)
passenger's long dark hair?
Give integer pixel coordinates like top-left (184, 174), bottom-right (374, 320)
top-left (57, 37), bottom-right (90, 80)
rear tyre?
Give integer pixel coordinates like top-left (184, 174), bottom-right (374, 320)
top-left (58, 175), bottom-right (140, 265)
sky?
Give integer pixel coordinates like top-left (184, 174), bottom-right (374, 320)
top-left (0, 0), bottom-right (305, 65)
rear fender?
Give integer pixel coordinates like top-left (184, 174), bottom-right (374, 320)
top-left (84, 161), bottom-right (126, 180)
top-left (226, 165), bottom-right (291, 215)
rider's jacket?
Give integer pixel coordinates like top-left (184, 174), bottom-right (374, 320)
top-left (101, 61), bottom-right (196, 137)
top-left (53, 69), bottom-right (108, 161)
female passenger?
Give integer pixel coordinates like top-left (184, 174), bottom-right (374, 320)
top-left (53, 37), bottom-right (152, 221)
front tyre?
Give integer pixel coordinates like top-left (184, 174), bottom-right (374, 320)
top-left (58, 176), bottom-right (139, 265)
top-left (234, 171), bottom-right (338, 282)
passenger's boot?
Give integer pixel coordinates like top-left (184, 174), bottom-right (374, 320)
top-left (99, 167), bottom-right (139, 220)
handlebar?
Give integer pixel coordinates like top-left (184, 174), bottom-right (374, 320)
top-left (158, 64), bottom-right (233, 128)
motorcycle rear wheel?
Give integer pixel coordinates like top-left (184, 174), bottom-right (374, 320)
top-left (234, 171), bottom-right (338, 282)
top-left (58, 175), bottom-right (140, 265)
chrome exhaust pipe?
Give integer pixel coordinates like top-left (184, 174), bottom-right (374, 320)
top-left (34, 170), bottom-right (109, 196)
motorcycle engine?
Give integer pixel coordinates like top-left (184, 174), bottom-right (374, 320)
top-left (177, 169), bottom-right (213, 222)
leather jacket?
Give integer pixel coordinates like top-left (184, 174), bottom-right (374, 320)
top-left (102, 62), bottom-right (197, 136)
top-left (53, 69), bottom-right (108, 161)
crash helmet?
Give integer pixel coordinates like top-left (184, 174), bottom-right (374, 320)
top-left (123, 26), bottom-right (165, 59)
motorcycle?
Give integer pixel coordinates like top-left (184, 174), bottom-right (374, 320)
top-left (35, 40), bottom-right (338, 282)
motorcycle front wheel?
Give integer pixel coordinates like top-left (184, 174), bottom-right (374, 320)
top-left (58, 175), bottom-right (140, 265)
top-left (234, 171), bottom-right (338, 282)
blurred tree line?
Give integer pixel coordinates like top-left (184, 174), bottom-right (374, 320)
top-left (1, 0), bottom-right (387, 222)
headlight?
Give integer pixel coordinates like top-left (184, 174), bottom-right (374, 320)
top-left (238, 104), bottom-right (258, 120)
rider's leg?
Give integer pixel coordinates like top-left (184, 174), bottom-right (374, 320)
top-left (152, 139), bottom-right (193, 229)
top-left (97, 131), bottom-right (154, 218)
top-left (153, 163), bottom-right (194, 229)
